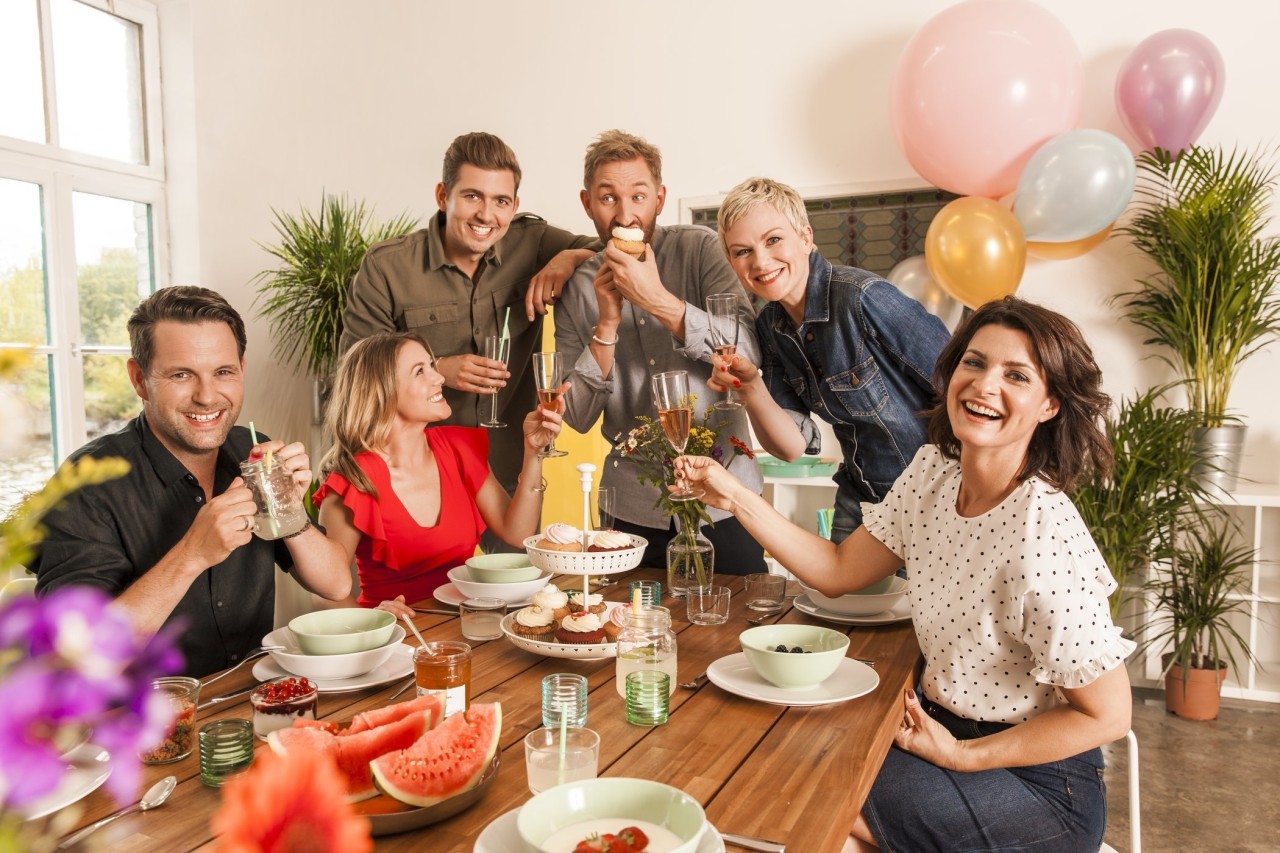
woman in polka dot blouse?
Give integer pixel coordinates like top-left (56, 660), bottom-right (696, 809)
top-left (678, 296), bottom-right (1134, 853)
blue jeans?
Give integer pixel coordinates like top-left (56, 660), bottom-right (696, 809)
top-left (863, 694), bottom-right (1107, 853)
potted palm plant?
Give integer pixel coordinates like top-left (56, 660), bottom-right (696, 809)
top-left (1073, 386), bottom-right (1208, 621)
top-left (251, 193), bottom-right (416, 418)
top-left (1116, 144), bottom-right (1280, 492)
top-left (1139, 513), bottom-right (1255, 720)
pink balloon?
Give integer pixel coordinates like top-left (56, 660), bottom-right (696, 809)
top-left (1115, 29), bottom-right (1225, 155)
top-left (891, 0), bottom-right (1083, 199)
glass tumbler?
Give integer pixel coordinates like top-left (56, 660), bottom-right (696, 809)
top-left (686, 584), bottom-right (731, 625)
top-left (629, 579), bottom-right (661, 607)
top-left (139, 676), bottom-right (199, 764)
top-left (239, 456), bottom-right (309, 539)
top-left (460, 597), bottom-right (506, 641)
top-left (199, 719), bottom-right (254, 787)
top-left (745, 572), bottom-right (787, 613)
top-left (541, 672), bottom-right (588, 728)
top-left (625, 670), bottom-right (671, 726)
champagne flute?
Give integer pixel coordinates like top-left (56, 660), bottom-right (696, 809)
top-left (705, 293), bottom-right (744, 410)
top-left (531, 352), bottom-right (568, 459)
top-left (480, 335), bottom-right (511, 428)
top-left (650, 371), bottom-right (697, 502)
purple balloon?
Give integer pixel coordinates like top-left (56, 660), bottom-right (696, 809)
top-left (1116, 29), bottom-right (1225, 154)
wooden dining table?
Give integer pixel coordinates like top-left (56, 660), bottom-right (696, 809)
top-left (57, 568), bottom-right (920, 852)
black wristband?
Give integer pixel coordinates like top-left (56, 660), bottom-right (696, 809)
top-left (283, 519), bottom-right (312, 539)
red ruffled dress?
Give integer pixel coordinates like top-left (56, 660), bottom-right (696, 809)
top-left (313, 426), bottom-right (489, 607)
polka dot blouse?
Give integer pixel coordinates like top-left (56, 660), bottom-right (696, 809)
top-left (862, 446), bottom-right (1135, 724)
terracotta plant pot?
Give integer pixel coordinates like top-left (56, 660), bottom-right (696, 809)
top-left (1164, 660), bottom-right (1229, 721)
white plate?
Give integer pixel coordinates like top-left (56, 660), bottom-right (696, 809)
top-left (793, 594), bottom-right (912, 626)
top-left (500, 602), bottom-right (623, 660)
top-left (435, 583), bottom-right (533, 609)
top-left (475, 806), bottom-right (725, 853)
top-left (252, 643), bottom-right (413, 693)
top-left (707, 653), bottom-right (879, 707)
top-left (19, 744), bottom-right (112, 821)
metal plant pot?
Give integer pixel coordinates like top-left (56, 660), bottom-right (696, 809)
top-left (1193, 424), bottom-right (1246, 495)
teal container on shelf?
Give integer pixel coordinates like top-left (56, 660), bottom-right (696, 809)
top-left (757, 455), bottom-right (839, 479)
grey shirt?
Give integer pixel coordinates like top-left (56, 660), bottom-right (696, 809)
top-left (554, 224), bottom-right (764, 529)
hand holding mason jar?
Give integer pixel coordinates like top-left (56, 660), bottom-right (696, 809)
top-left (239, 439), bottom-right (312, 540)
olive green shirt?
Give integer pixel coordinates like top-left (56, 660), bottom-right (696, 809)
top-left (340, 212), bottom-right (595, 490)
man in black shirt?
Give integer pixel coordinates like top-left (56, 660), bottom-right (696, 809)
top-left (33, 287), bottom-right (351, 678)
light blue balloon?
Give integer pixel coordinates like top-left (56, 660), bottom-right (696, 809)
top-left (1014, 129), bottom-right (1136, 242)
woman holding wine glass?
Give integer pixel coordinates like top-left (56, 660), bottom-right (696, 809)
top-left (315, 332), bottom-right (566, 617)
top-left (712, 176), bottom-right (952, 543)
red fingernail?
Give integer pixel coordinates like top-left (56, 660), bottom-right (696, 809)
top-left (733, 380), bottom-right (742, 388)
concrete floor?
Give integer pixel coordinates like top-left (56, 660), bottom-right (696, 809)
top-left (1102, 688), bottom-right (1280, 852)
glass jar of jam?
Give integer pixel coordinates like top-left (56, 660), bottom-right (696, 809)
top-left (250, 676), bottom-right (318, 740)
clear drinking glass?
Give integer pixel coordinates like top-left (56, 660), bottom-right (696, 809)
top-left (686, 584), bottom-right (731, 625)
top-left (524, 726), bottom-right (600, 793)
top-left (650, 370), bottom-right (696, 502)
top-left (541, 673), bottom-right (588, 729)
top-left (630, 579), bottom-right (661, 607)
top-left (199, 719), bottom-right (254, 787)
top-left (239, 456), bottom-right (309, 539)
top-left (625, 670), bottom-right (671, 726)
top-left (532, 352), bottom-right (568, 459)
top-left (745, 573), bottom-right (787, 613)
top-left (460, 597), bottom-right (506, 641)
top-left (480, 335), bottom-right (511, 428)
top-left (706, 293), bottom-right (744, 410)
top-left (592, 487), bottom-right (618, 586)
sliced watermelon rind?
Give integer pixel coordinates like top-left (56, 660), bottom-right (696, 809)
top-left (370, 703), bottom-right (502, 808)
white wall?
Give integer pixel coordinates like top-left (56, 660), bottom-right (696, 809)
top-left (161, 0), bottom-right (1280, 483)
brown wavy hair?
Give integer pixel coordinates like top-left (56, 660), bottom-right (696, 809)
top-left (320, 332), bottom-right (432, 497)
top-left (926, 296), bottom-right (1113, 493)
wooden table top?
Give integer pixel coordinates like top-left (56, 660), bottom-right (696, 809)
top-left (57, 568), bottom-right (920, 852)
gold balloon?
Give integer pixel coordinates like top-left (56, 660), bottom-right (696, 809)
top-left (925, 197), bottom-right (1026, 309)
top-left (1027, 223), bottom-right (1112, 260)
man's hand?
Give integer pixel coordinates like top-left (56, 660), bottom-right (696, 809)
top-left (436, 354), bottom-right (510, 394)
top-left (174, 478), bottom-right (258, 571)
top-left (250, 439), bottom-right (315, 502)
top-left (526, 248), bottom-right (594, 319)
top-left (601, 242), bottom-right (685, 336)
top-left (591, 264), bottom-right (625, 329)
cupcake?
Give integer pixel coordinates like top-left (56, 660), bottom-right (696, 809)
top-left (611, 225), bottom-right (646, 260)
top-left (566, 590), bottom-right (607, 616)
top-left (536, 523), bottom-right (583, 552)
top-left (603, 605), bottom-right (628, 641)
top-left (555, 611), bottom-right (606, 645)
top-left (588, 529), bottom-right (632, 552)
top-left (531, 583), bottom-right (571, 621)
top-left (511, 605), bottom-right (557, 641)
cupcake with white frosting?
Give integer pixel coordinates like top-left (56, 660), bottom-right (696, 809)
top-left (588, 529), bottom-right (632, 552)
top-left (511, 605), bottom-right (557, 640)
top-left (555, 611), bottom-right (606, 644)
top-left (531, 583), bottom-right (570, 621)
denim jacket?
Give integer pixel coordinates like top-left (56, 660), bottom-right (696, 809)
top-left (758, 252), bottom-right (950, 526)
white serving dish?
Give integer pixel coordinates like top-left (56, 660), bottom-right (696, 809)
top-left (797, 575), bottom-right (908, 617)
top-left (446, 566), bottom-right (553, 604)
top-left (263, 624), bottom-right (405, 680)
top-left (522, 534), bottom-right (647, 575)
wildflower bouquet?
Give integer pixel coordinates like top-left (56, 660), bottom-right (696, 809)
top-left (617, 401), bottom-right (754, 590)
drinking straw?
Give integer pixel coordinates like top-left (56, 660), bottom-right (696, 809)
top-left (247, 421), bottom-right (280, 536)
top-left (557, 709), bottom-right (568, 782)
top-left (816, 509), bottom-right (830, 540)
top-left (501, 306), bottom-right (511, 341)
top-left (632, 588), bottom-right (642, 616)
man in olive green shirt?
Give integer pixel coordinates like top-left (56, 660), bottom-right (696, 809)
top-left (340, 133), bottom-right (596, 546)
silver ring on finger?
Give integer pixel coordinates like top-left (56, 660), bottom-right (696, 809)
top-left (242, 515), bottom-right (253, 532)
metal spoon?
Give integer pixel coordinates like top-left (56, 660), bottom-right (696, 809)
top-left (679, 671), bottom-right (708, 689)
top-left (57, 775), bottom-right (176, 849)
top-left (744, 614), bottom-right (777, 625)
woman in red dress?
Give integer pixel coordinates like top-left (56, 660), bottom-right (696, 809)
top-left (315, 332), bottom-right (563, 614)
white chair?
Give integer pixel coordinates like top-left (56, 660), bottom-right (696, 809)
top-left (1100, 729), bottom-right (1141, 853)
top-left (0, 576), bottom-right (37, 604)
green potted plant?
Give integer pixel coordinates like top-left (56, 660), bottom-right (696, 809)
top-left (1139, 513), bottom-right (1255, 720)
top-left (251, 193), bottom-right (417, 409)
top-left (1073, 386), bottom-right (1208, 621)
top-left (1116, 144), bottom-right (1280, 491)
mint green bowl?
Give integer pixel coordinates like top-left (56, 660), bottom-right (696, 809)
top-left (287, 608), bottom-right (396, 656)
top-left (740, 624), bottom-right (850, 689)
top-left (465, 553), bottom-right (541, 584)
top-left (518, 777), bottom-right (706, 853)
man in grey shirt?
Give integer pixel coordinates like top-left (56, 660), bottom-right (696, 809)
top-left (554, 129), bottom-right (765, 572)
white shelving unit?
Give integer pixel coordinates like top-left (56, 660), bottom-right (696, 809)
top-left (1127, 483), bottom-right (1280, 704)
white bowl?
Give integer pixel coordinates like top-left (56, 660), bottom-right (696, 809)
top-left (517, 777), bottom-right (706, 853)
top-left (447, 565), bottom-right (552, 605)
top-left (263, 624), bottom-right (405, 680)
top-left (799, 575), bottom-right (908, 617)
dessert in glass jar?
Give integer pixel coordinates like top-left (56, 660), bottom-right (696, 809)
top-left (250, 676), bottom-right (318, 740)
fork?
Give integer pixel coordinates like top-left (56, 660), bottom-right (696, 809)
top-left (200, 646), bottom-right (281, 688)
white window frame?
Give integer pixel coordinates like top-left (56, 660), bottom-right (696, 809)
top-left (0, 0), bottom-right (169, 462)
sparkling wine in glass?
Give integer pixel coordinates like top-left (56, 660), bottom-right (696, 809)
top-left (531, 352), bottom-right (568, 459)
top-left (705, 293), bottom-right (744, 410)
top-left (480, 335), bottom-right (511, 428)
top-left (651, 371), bottom-right (697, 503)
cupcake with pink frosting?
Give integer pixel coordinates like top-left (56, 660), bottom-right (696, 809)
top-left (535, 522), bottom-right (583, 552)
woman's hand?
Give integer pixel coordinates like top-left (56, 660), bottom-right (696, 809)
top-left (375, 595), bottom-right (415, 621)
top-left (523, 381), bottom-right (568, 452)
top-left (894, 689), bottom-right (965, 771)
top-left (708, 353), bottom-right (761, 396)
top-left (674, 455), bottom-right (744, 513)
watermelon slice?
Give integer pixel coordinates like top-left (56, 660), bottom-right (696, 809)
top-left (269, 710), bottom-right (434, 801)
top-left (371, 702), bottom-right (502, 808)
top-left (292, 718), bottom-right (341, 736)
top-left (347, 693), bottom-right (443, 735)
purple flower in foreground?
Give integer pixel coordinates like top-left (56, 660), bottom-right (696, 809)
top-left (0, 665), bottom-right (83, 807)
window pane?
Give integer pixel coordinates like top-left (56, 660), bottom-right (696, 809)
top-left (51, 0), bottom-right (145, 164)
top-left (0, 353), bottom-right (55, 520)
top-left (73, 191), bottom-right (153, 347)
top-left (0, 0), bottom-right (46, 143)
top-left (83, 353), bottom-right (138, 444)
top-left (0, 177), bottom-right (50, 347)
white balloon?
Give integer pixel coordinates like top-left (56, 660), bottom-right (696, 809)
top-left (885, 256), bottom-right (965, 331)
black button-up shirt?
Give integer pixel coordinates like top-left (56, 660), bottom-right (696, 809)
top-left (32, 415), bottom-right (292, 678)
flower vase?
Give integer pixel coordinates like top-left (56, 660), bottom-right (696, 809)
top-left (667, 513), bottom-right (714, 598)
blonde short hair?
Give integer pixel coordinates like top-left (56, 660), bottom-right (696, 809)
top-left (716, 177), bottom-right (811, 249)
top-left (583, 129), bottom-right (663, 188)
